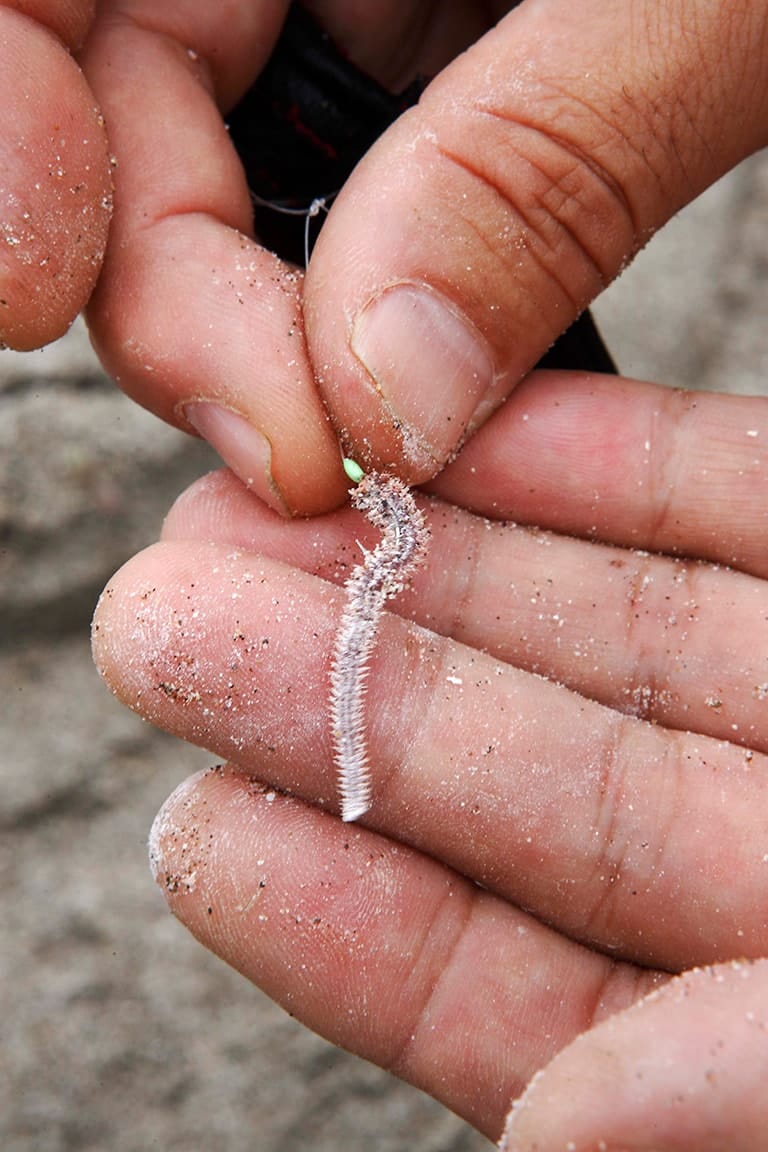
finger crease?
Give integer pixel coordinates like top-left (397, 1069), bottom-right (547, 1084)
top-left (385, 882), bottom-right (478, 1079)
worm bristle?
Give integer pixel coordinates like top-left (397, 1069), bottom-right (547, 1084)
top-left (329, 473), bottom-right (428, 822)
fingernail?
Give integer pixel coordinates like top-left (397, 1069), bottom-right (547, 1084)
top-left (183, 402), bottom-right (289, 515)
top-left (350, 282), bottom-right (494, 467)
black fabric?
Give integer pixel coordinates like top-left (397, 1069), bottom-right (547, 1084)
top-left (228, 2), bottom-right (616, 374)
top-left (228, 3), bottom-right (424, 264)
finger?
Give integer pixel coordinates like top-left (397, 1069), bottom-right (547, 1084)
top-left (5, 1), bottom-right (95, 48)
top-left (501, 959), bottom-right (768, 1152)
top-left (148, 762), bottom-right (661, 1139)
top-left (163, 466), bottom-right (768, 754)
top-left (93, 541), bottom-right (768, 969)
top-left (303, 0), bottom-right (768, 478)
top-left (431, 371), bottom-right (768, 579)
top-left (0, 4), bottom-right (111, 350)
top-left (80, 2), bottom-right (346, 515)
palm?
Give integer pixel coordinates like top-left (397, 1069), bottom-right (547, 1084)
top-left (93, 369), bottom-right (768, 1143)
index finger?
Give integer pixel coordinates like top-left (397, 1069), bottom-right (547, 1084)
top-left (81, 1), bottom-right (346, 515)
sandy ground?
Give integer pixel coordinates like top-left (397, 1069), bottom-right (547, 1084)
top-left (2, 150), bottom-right (767, 1152)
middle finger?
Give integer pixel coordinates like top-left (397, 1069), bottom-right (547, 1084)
top-left (94, 538), bottom-right (768, 971)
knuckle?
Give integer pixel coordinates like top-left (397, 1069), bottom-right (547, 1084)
top-left (433, 102), bottom-right (639, 316)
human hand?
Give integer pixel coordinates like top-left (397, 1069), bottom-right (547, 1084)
top-left (5, 3), bottom-right (767, 516)
top-left (93, 371), bottom-right (768, 1148)
top-left (0, 0), bottom-right (496, 513)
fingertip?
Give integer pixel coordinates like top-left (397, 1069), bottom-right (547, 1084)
top-left (346, 281), bottom-right (497, 477)
top-left (148, 765), bottom-right (213, 893)
top-left (146, 763), bottom-right (303, 961)
top-left (144, 761), bottom-right (376, 995)
top-left (88, 218), bottom-right (348, 516)
top-left (90, 540), bottom-right (184, 704)
top-left (0, 9), bottom-right (111, 350)
top-left (182, 403), bottom-right (291, 517)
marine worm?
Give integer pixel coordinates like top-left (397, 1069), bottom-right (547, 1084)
top-left (329, 460), bottom-right (429, 822)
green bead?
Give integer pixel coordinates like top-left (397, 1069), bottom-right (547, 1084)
top-left (342, 458), bottom-right (365, 484)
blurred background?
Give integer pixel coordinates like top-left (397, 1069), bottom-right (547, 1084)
top-left (2, 150), bottom-right (767, 1152)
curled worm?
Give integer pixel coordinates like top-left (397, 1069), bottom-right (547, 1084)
top-left (329, 460), bottom-right (429, 822)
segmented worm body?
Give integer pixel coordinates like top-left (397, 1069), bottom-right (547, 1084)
top-left (330, 466), bottom-right (429, 822)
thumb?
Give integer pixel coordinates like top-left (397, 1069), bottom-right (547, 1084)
top-left (304, 0), bottom-right (768, 480)
top-left (499, 960), bottom-right (768, 1151)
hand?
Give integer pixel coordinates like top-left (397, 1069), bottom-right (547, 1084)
top-left (4, 3), bottom-right (767, 515)
top-left (93, 370), bottom-right (768, 1148)
top-left (0, 0), bottom-right (497, 513)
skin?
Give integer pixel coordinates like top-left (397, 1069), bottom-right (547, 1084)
top-left (0, 3), bottom-right (111, 349)
top-left (3, 0), bottom-right (768, 1145)
top-left (5, 1), bottom-right (767, 503)
top-left (93, 372), bottom-right (768, 1147)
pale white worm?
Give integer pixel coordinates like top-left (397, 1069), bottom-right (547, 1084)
top-left (329, 460), bottom-right (429, 822)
